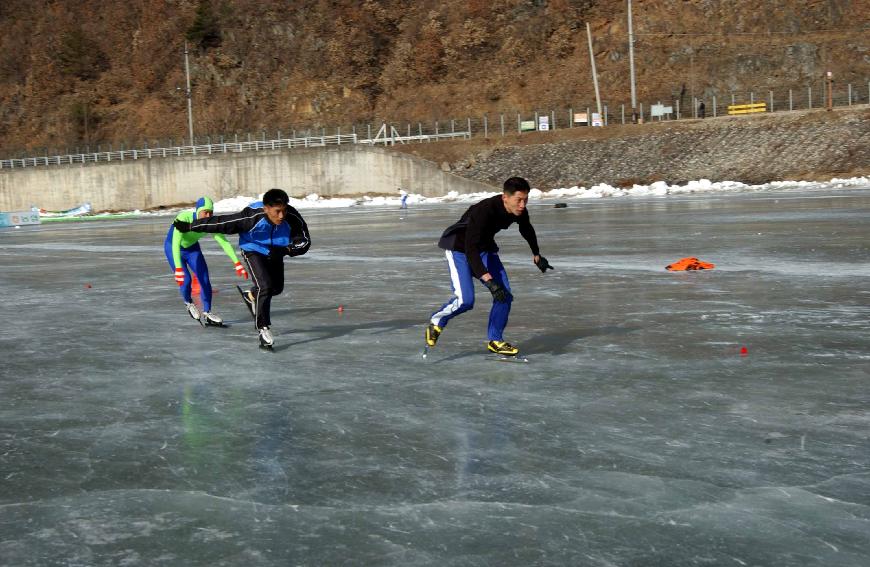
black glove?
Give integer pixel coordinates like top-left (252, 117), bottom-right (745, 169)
top-left (535, 255), bottom-right (554, 273)
top-left (173, 219), bottom-right (192, 233)
top-left (286, 235), bottom-right (310, 257)
top-left (483, 279), bottom-right (512, 303)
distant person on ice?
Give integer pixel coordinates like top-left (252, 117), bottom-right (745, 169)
top-left (164, 196), bottom-right (248, 326)
top-left (174, 189), bottom-right (311, 349)
top-left (425, 177), bottom-right (553, 357)
top-left (399, 188), bottom-right (409, 209)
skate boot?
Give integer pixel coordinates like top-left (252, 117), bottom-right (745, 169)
top-left (201, 311), bottom-right (223, 327)
top-left (237, 285), bottom-right (255, 318)
top-left (487, 340), bottom-right (519, 356)
top-left (258, 326), bottom-right (274, 350)
top-left (185, 302), bottom-right (201, 321)
top-left (425, 323), bottom-right (442, 347)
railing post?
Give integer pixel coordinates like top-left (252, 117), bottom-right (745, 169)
top-left (712, 95), bottom-right (717, 117)
top-left (517, 112), bottom-right (520, 133)
top-left (484, 115), bottom-right (488, 138)
top-left (500, 113), bottom-right (504, 136)
top-left (621, 104), bottom-right (625, 124)
top-left (467, 117), bottom-right (471, 136)
top-left (789, 89), bottom-right (793, 111)
top-left (769, 90), bottom-right (773, 112)
top-left (847, 83), bottom-right (852, 105)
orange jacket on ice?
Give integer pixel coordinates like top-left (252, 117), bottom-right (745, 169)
top-left (665, 257), bottom-right (715, 271)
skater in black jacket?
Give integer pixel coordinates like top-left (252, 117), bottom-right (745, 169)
top-left (426, 177), bottom-right (553, 357)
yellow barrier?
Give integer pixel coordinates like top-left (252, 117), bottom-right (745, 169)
top-left (728, 102), bottom-right (767, 115)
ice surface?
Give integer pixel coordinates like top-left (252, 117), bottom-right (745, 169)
top-left (1, 188), bottom-right (870, 566)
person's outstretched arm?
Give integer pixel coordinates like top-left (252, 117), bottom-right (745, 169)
top-left (518, 213), bottom-right (554, 272)
top-left (212, 233), bottom-right (240, 264)
top-left (283, 205), bottom-right (311, 257)
top-left (517, 212), bottom-right (541, 258)
top-left (175, 207), bottom-right (261, 235)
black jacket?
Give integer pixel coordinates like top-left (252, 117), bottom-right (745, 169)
top-left (438, 195), bottom-right (539, 278)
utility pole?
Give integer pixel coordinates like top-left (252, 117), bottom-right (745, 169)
top-left (627, 0), bottom-right (638, 123)
top-left (587, 22), bottom-right (603, 122)
top-left (184, 41), bottom-right (195, 144)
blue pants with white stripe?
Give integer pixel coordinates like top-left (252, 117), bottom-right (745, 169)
top-left (430, 250), bottom-right (512, 342)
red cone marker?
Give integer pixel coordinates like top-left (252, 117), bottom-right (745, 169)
top-left (739, 346), bottom-right (748, 357)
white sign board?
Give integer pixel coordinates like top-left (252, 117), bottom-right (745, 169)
top-left (573, 112), bottom-right (588, 125)
top-left (0, 211), bottom-right (40, 227)
top-left (650, 104), bottom-right (673, 118)
top-left (538, 116), bottom-right (549, 131)
top-left (591, 113), bottom-right (603, 127)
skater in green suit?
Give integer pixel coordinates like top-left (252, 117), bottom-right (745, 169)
top-left (163, 196), bottom-right (249, 326)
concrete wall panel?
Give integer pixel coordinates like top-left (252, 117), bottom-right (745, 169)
top-left (0, 146), bottom-right (494, 211)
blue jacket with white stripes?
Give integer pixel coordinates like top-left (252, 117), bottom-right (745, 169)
top-left (187, 201), bottom-right (311, 257)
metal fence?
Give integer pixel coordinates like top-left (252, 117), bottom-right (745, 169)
top-left (2, 81), bottom-right (868, 170)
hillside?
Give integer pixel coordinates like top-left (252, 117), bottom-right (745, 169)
top-left (0, 0), bottom-right (867, 154)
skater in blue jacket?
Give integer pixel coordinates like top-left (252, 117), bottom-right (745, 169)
top-left (174, 189), bottom-right (310, 349)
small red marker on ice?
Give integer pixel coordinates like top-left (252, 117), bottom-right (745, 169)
top-left (739, 346), bottom-right (748, 357)
top-left (84, 283), bottom-right (92, 289)
top-left (337, 305), bottom-right (344, 313)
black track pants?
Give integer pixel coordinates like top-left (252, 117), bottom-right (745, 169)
top-left (242, 251), bottom-right (284, 329)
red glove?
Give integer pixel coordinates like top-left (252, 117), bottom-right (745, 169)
top-left (234, 261), bottom-right (248, 280)
top-left (174, 267), bottom-right (185, 286)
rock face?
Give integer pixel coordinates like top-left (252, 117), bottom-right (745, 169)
top-left (444, 108), bottom-right (870, 188)
top-left (0, 0), bottom-right (867, 154)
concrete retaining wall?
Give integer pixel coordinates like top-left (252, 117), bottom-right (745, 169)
top-left (0, 145), bottom-right (495, 211)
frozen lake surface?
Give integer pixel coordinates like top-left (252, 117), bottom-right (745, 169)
top-left (2, 189), bottom-right (870, 566)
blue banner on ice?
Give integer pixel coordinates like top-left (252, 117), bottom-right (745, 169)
top-left (0, 210), bottom-right (40, 227)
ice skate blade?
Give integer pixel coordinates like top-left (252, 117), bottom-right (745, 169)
top-left (487, 354), bottom-right (529, 363)
top-left (421, 345), bottom-right (430, 359)
top-left (236, 285), bottom-right (256, 319)
top-left (259, 343), bottom-right (274, 352)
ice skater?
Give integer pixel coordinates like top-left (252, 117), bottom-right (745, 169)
top-left (425, 176), bottom-right (553, 357)
top-left (399, 188), bottom-right (409, 209)
top-left (164, 196), bottom-right (248, 326)
top-left (173, 188), bottom-right (311, 349)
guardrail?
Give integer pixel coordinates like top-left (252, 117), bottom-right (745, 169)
top-left (0, 129), bottom-right (473, 170)
top-left (0, 134), bottom-right (359, 170)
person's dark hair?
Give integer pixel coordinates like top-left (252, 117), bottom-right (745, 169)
top-left (262, 188), bottom-right (289, 207)
top-left (503, 177), bottom-right (531, 195)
